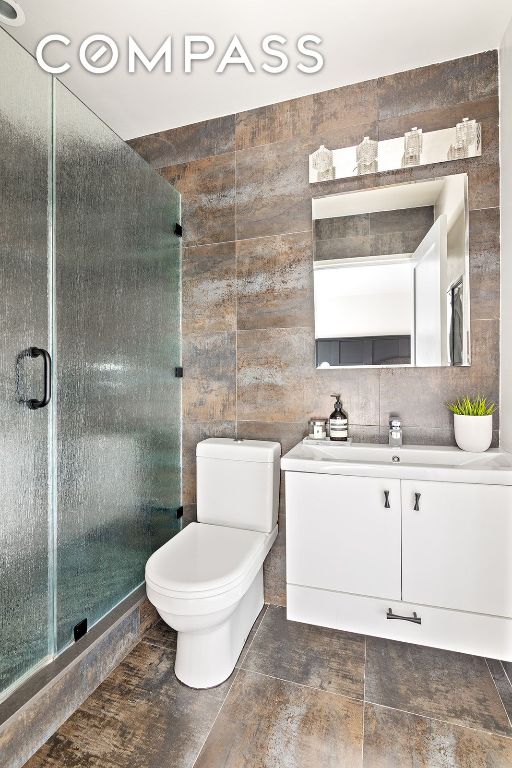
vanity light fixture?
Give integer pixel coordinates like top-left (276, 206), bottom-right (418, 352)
top-left (310, 117), bottom-right (481, 183)
top-left (0, 0), bottom-right (25, 26)
top-left (355, 136), bottom-right (378, 175)
top-left (402, 126), bottom-right (423, 167)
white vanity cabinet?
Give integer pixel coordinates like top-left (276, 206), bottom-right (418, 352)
top-left (286, 473), bottom-right (401, 600)
top-left (285, 460), bottom-right (512, 661)
top-left (402, 480), bottom-right (512, 618)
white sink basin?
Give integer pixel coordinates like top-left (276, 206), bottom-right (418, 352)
top-left (281, 441), bottom-right (512, 484)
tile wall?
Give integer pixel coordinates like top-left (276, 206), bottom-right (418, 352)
top-left (129, 51), bottom-right (500, 605)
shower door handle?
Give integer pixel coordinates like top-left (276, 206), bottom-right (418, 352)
top-left (27, 347), bottom-right (52, 409)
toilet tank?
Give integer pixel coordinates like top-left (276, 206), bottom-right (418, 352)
top-left (196, 438), bottom-right (281, 533)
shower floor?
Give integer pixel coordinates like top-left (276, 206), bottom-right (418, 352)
top-left (26, 604), bottom-right (512, 767)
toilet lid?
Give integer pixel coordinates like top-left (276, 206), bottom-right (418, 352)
top-left (145, 522), bottom-right (267, 598)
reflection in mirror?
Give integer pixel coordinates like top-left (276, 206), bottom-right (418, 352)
top-left (312, 174), bottom-right (470, 368)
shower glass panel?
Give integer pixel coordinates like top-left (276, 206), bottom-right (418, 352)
top-left (1, 27), bottom-right (181, 698)
top-left (54, 82), bottom-right (181, 650)
top-left (0, 32), bottom-right (52, 692)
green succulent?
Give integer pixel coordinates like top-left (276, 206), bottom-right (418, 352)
top-left (446, 395), bottom-right (497, 416)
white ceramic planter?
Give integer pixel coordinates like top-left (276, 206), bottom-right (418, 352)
top-left (454, 414), bottom-right (492, 452)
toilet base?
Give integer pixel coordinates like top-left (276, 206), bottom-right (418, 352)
top-left (170, 567), bottom-right (264, 689)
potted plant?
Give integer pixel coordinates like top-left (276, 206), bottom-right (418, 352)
top-left (446, 396), bottom-right (497, 453)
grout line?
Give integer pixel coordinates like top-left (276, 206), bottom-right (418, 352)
top-left (485, 658), bottom-right (512, 730)
top-left (189, 605), bottom-right (268, 767)
top-left (501, 661), bottom-right (512, 689)
top-left (235, 666), bottom-right (364, 705)
top-left (183, 228), bottom-right (312, 251)
top-left (365, 700), bottom-right (512, 742)
top-left (183, 326), bottom-right (314, 340)
top-left (190, 667), bottom-right (242, 768)
top-left (139, 638), bottom-right (176, 652)
top-left (469, 205), bottom-right (500, 214)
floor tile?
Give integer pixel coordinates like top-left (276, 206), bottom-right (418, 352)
top-left (141, 619), bottom-right (177, 651)
top-left (363, 703), bottom-right (512, 768)
top-left (365, 637), bottom-right (511, 736)
top-left (241, 605), bottom-right (365, 700)
top-left (26, 640), bottom-right (233, 768)
top-left (236, 605), bottom-right (268, 667)
top-left (194, 669), bottom-right (364, 768)
top-left (487, 659), bottom-right (512, 725)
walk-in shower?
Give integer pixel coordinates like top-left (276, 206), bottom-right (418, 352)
top-left (0, 27), bottom-right (182, 699)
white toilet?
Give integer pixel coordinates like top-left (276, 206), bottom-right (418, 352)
top-left (145, 438), bottom-right (280, 688)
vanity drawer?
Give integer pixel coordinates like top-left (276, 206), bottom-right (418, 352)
top-left (287, 584), bottom-right (512, 661)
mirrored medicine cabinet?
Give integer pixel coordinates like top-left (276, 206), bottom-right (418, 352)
top-left (312, 174), bottom-right (470, 368)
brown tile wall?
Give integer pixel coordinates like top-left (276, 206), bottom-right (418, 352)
top-left (314, 206), bottom-right (435, 261)
top-left (129, 50), bottom-right (500, 607)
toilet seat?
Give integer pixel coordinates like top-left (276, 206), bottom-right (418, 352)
top-left (145, 522), bottom-right (276, 605)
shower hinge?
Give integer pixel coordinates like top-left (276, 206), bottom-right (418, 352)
top-left (175, 366), bottom-right (183, 378)
top-left (74, 618), bottom-right (88, 642)
top-left (174, 223), bottom-right (183, 237)
top-left (177, 506), bottom-right (184, 519)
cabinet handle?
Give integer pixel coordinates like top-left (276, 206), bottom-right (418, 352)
top-left (387, 608), bottom-right (422, 625)
top-left (384, 490), bottom-right (390, 508)
top-left (27, 347), bottom-right (52, 410)
top-left (414, 492), bottom-right (421, 511)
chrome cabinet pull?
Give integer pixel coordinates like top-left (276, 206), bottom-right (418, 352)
top-left (414, 492), bottom-right (421, 511)
top-left (384, 490), bottom-right (390, 508)
top-left (387, 608), bottom-right (421, 624)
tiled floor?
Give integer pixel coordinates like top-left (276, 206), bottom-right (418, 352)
top-left (26, 605), bottom-right (512, 768)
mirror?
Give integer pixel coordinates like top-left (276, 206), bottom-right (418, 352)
top-left (312, 174), bottom-right (470, 368)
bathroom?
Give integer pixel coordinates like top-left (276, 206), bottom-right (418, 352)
top-left (1, 0), bottom-right (512, 765)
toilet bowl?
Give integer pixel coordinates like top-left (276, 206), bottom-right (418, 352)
top-left (145, 438), bottom-right (280, 688)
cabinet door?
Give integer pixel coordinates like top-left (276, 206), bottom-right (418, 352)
top-left (286, 473), bottom-right (401, 600)
top-left (402, 480), bottom-right (512, 617)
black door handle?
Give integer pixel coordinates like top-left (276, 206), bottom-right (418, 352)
top-left (414, 492), bottom-right (421, 511)
top-left (27, 347), bottom-right (51, 409)
top-left (384, 490), bottom-right (390, 508)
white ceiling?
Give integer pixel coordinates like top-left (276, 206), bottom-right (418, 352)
top-left (3, 0), bottom-right (512, 140)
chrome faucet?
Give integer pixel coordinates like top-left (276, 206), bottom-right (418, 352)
top-left (389, 418), bottom-right (402, 447)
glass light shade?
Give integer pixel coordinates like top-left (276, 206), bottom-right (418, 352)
top-left (355, 136), bottom-right (378, 175)
top-left (402, 127), bottom-right (423, 167)
top-left (311, 145), bottom-right (334, 181)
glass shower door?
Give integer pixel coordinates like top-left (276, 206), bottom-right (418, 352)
top-left (1, 35), bottom-right (182, 697)
top-left (0, 31), bottom-right (52, 693)
top-left (54, 82), bottom-right (181, 650)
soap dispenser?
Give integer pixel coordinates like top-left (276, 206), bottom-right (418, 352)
top-left (329, 395), bottom-right (348, 441)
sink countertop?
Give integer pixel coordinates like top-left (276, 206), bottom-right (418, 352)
top-left (281, 442), bottom-right (512, 485)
